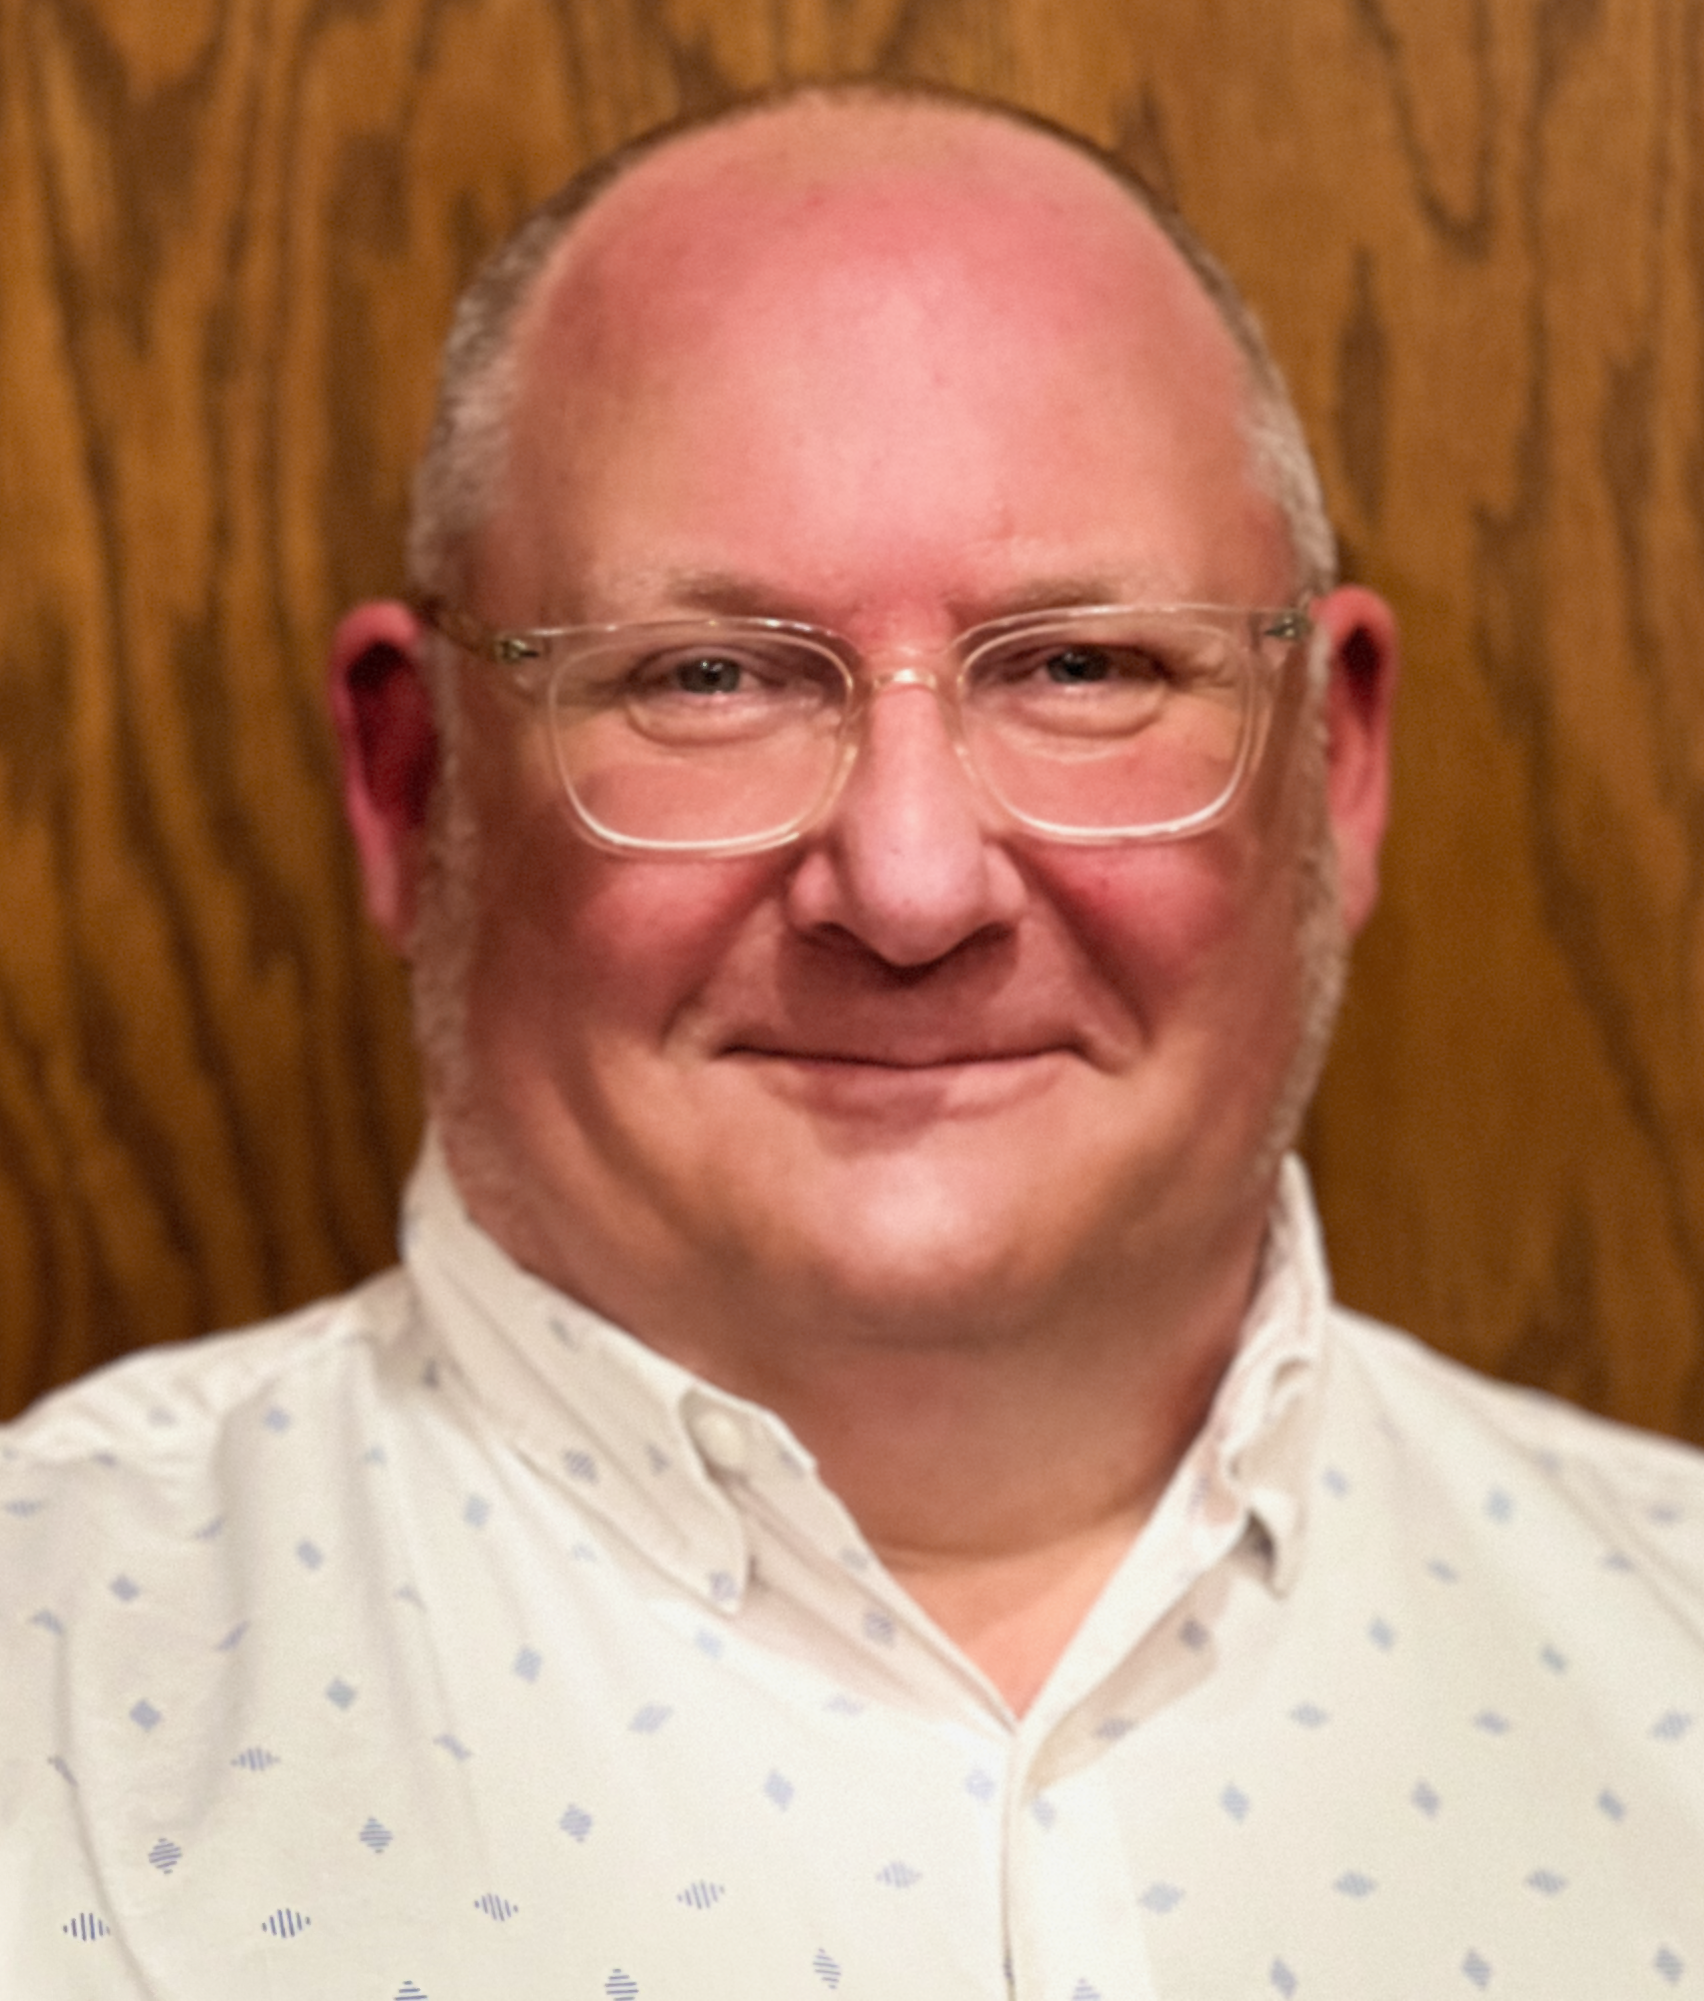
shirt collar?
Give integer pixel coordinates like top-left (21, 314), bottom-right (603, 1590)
top-left (401, 1132), bottom-right (825, 1612)
top-left (1188, 1153), bottom-right (1331, 1593)
top-left (400, 1133), bottom-right (1331, 1609)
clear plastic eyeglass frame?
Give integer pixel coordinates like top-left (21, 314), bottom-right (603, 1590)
top-left (413, 595), bottom-right (1315, 858)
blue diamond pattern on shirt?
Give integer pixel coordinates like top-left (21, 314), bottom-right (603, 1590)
top-left (1540, 1642), bottom-right (1568, 1672)
top-left (645, 1443), bottom-right (670, 1474)
top-left (1656, 1948), bottom-right (1685, 1985)
top-left (1485, 1488), bottom-right (1514, 1523)
top-left (708, 1571), bottom-right (739, 1605)
top-left (1473, 1711), bottom-right (1511, 1735)
top-left (1368, 1617), bottom-right (1396, 1650)
top-left (677, 1881), bottom-right (724, 1910)
top-left (1598, 1789), bottom-right (1626, 1820)
top-left (813, 1947), bottom-right (842, 1989)
top-left (47, 1756), bottom-right (75, 1786)
top-left (394, 1984), bottom-right (428, 2000)
top-left (262, 1909), bottom-right (311, 1940)
top-left (62, 1913), bottom-right (109, 1942)
top-left (434, 1733), bottom-right (471, 1761)
top-left (1031, 1796), bottom-right (1058, 1829)
top-left (1139, 1883), bottom-right (1184, 1914)
top-left (261, 1406), bottom-right (291, 1432)
top-left (876, 1861), bottom-right (920, 1888)
top-left (764, 1771), bottom-right (794, 1809)
top-left (1603, 1548), bottom-right (1634, 1571)
top-left (216, 1622), bottom-right (249, 1651)
top-left (147, 1838), bottom-right (182, 1875)
top-left (325, 1678), bottom-right (356, 1709)
top-left (193, 1515), bottom-right (224, 1540)
top-left (1270, 1961), bottom-right (1297, 1997)
top-left (1412, 1780), bottom-right (1441, 1816)
top-left (30, 1609), bottom-right (63, 1635)
top-left (1651, 1710), bottom-right (1693, 1741)
top-left (1221, 1784), bottom-right (1250, 1821)
top-left (564, 1449), bottom-right (599, 1484)
top-left (463, 1495), bottom-right (491, 1529)
top-left (110, 1575), bottom-right (140, 1602)
top-left (965, 1768), bottom-right (997, 1804)
top-left (5, 1497), bottom-right (45, 1517)
top-left (1290, 1702), bottom-right (1329, 1727)
top-left (862, 1607), bottom-right (898, 1647)
top-left (513, 1646), bottom-right (543, 1681)
top-left (1070, 1982), bottom-right (1102, 2001)
top-left (360, 1817), bottom-right (394, 1854)
top-left (628, 1704), bottom-right (672, 1734)
top-left (475, 1892), bottom-right (517, 1922)
top-left (231, 1746), bottom-right (279, 1772)
top-left (1322, 1466), bottom-right (1350, 1496)
top-left (559, 1804), bottom-right (594, 1842)
top-left (693, 1628), bottom-right (724, 1659)
top-left (1094, 1715), bottom-right (1134, 1741)
top-left (1334, 1872), bottom-right (1376, 1897)
top-left (296, 1540), bottom-right (324, 1570)
top-left (605, 1971), bottom-right (638, 2000)
top-left (1463, 1949), bottom-right (1491, 1988)
top-left (1179, 1617), bottom-right (1210, 1651)
top-left (130, 1700), bottom-right (161, 1731)
top-left (1427, 1558), bottom-right (1459, 1582)
top-left (1525, 1868), bottom-right (1565, 1895)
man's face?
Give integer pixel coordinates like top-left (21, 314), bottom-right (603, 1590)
top-left (390, 108), bottom-right (1389, 1386)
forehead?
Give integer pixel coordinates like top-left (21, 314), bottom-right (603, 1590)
top-left (486, 103), bottom-right (1288, 619)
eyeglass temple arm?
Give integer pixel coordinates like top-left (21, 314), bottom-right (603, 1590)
top-left (410, 595), bottom-right (548, 665)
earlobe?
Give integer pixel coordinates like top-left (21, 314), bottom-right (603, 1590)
top-left (327, 601), bottom-right (442, 951)
top-left (1314, 585), bottom-right (1400, 939)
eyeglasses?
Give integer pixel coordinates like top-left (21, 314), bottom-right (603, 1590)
top-left (415, 597), bottom-right (1313, 856)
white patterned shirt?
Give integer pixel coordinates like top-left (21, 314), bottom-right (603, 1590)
top-left (4, 1146), bottom-right (1704, 2000)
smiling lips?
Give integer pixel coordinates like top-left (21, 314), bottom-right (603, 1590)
top-left (722, 1041), bottom-right (1080, 1118)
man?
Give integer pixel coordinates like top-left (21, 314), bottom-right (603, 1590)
top-left (4, 82), bottom-right (1702, 2000)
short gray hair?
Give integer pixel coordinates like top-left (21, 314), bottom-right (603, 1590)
top-left (406, 81), bottom-right (1338, 617)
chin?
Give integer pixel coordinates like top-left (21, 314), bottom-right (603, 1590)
top-left (743, 1175), bottom-right (1064, 1337)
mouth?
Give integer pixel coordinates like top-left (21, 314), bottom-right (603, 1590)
top-left (722, 1043), bottom-right (1075, 1116)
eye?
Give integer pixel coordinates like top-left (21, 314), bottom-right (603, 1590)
top-left (987, 642), bottom-right (1174, 689)
top-left (646, 651), bottom-right (755, 697)
top-left (1043, 646), bottom-right (1125, 686)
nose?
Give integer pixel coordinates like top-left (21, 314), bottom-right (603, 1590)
top-left (782, 674), bottom-right (1026, 967)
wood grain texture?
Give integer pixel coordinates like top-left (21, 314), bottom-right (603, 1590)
top-left (3, 0), bottom-right (1703, 1442)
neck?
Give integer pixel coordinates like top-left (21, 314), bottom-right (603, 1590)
top-left (709, 1225), bottom-right (1267, 1714)
top-left (443, 1120), bottom-right (1275, 1715)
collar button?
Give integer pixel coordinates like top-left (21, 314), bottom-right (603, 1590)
top-left (689, 1406), bottom-right (751, 1476)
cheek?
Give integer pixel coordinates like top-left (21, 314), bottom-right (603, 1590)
top-left (462, 776), bottom-right (776, 1061)
top-left (1038, 833), bottom-right (1282, 1022)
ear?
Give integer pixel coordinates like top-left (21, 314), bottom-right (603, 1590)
top-left (1312, 584), bottom-right (1399, 939)
top-left (327, 600), bottom-right (442, 951)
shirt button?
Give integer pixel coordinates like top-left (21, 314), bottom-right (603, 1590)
top-left (689, 1406), bottom-right (751, 1476)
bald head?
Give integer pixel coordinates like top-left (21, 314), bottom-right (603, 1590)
top-left (406, 85), bottom-right (1336, 615)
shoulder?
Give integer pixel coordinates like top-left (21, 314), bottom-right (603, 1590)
top-left (1323, 1305), bottom-right (1704, 1574)
top-left (0, 1268), bottom-right (413, 1478)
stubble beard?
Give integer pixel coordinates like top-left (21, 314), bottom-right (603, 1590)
top-left (404, 698), bottom-right (1349, 1271)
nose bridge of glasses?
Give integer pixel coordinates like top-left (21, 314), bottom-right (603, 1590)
top-left (865, 657), bottom-right (949, 698)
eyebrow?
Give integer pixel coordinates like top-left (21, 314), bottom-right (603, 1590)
top-left (574, 565), bottom-right (1184, 628)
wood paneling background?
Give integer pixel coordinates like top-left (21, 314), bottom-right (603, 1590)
top-left (3, 0), bottom-right (1703, 1441)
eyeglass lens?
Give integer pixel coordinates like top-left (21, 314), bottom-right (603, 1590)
top-left (544, 611), bottom-right (1269, 850)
